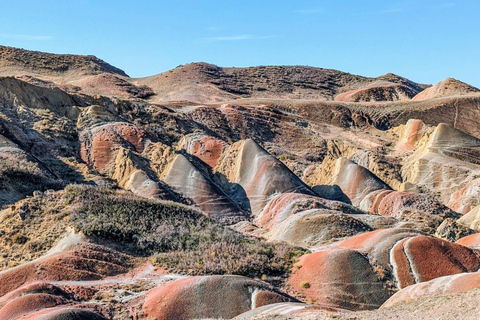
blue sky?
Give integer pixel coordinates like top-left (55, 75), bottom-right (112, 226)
top-left (1, 1), bottom-right (479, 87)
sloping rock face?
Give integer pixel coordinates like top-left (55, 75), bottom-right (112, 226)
top-left (457, 233), bottom-right (480, 246)
top-left (287, 228), bottom-right (480, 311)
top-left (0, 243), bottom-right (132, 297)
top-left (80, 122), bottom-right (146, 173)
top-left (449, 179), bottom-right (480, 214)
top-left (394, 119), bottom-right (426, 151)
top-left (233, 302), bottom-right (345, 319)
top-left (269, 210), bottom-right (373, 247)
top-left (162, 154), bottom-right (246, 223)
top-left (329, 157), bottom-right (391, 206)
top-left (458, 206), bottom-right (480, 231)
top-left (257, 192), bottom-right (366, 230)
top-left (214, 139), bottom-right (315, 216)
top-left (401, 123), bottom-right (480, 204)
top-left (22, 308), bottom-right (107, 320)
top-left (315, 157), bottom-right (457, 233)
top-left (335, 81), bottom-right (420, 102)
top-left (412, 77), bottom-right (480, 101)
top-left (390, 236), bottom-right (480, 289)
top-left (366, 190), bottom-right (456, 219)
top-left (177, 133), bottom-right (227, 168)
top-left (69, 73), bottom-right (153, 99)
top-left (143, 275), bottom-right (295, 320)
top-left (0, 282), bottom-right (107, 320)
top-left (288, 249), bottom-right (391, 310)
top-left (382, 270), bottom-right (480, 308)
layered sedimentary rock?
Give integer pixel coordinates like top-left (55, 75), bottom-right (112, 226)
top-left (288, 249), bottom-right (391, 310)
top-left (143, 275), bottom-right (295, 320)
top-left (162, 154), bottom-right (245, 222)
top-left (335, 81), bottom-right (419, 102)
top-left (412, 78), bottom-right (480, 101)
top-left (214, 139), bottom-right (315, 216)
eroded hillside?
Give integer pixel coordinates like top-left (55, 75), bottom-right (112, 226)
top-left (2, 46), bottom-right (480, 319)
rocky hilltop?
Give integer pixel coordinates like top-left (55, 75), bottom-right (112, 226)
top-left (135, 63), bottom-right (431, 103)
top-left (0, 45), bottom-right (128, 77)
top-left (1, 46), bottom-right (480, 319)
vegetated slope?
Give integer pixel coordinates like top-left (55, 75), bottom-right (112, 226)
top-left (0, 45), bottom-right (127, 77)
top-left (334, 81), bottom-right (419, 102)
top-left (135, 63), bottom-right (428, 103)
top-left (334, 73), bottom-right (430, 102)
top-left (3, 45), bottom-right (480, 319)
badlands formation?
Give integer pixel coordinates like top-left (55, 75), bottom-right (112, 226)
top-left (1, 45), bottom-right (480, 319)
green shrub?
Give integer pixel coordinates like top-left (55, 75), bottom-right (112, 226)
top-left (66, 185), bottom-right (306, 277)
top-left (12, 233), bottom-right (28, 244)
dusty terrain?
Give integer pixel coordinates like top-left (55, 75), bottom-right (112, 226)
top-left (1, 45), bottom-right (480, 319)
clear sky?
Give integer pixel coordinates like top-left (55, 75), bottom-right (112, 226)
top-left (1, 0), bottom-right (479, 87)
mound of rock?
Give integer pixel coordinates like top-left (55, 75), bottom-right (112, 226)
top-left (143, 275), bottom-right (295, 320)
top-left (177, 133), bottom-right (227, 168)
top-left (288, 249), bottom-right (391, 310)
top-left (269, 210), bottom-right (373, 247)
top-left (214, 139), bottom-right (314, 216)
top-left (390, 235), bottom-right (480, 289)
top-left (0, 243), bottom-right (132, 297)
top-left (412, 77), bottom-right (480, 101)
top-left (335, 81), bottom-right (419, 102)
top-left (328, 157), bottom-right (391, 206)
top-left (162, 154), bottom-right (245, 222)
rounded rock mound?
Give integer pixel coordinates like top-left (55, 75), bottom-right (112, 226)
top-left (143, 275), bottom-right (295, 320)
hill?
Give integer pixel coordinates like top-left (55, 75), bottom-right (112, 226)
top-left (0, 45), bottom-right (128, 77)
top-left (135, 63), bottom-right (428, 103)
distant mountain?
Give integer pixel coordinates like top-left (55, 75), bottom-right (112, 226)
top-left (135, 62), bottom-right (429, 103)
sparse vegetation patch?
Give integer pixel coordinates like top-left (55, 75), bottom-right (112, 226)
top-left (66, 185), bottom-right (305, 277)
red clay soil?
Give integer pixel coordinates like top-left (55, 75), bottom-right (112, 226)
top-left (402, 236), bottom-right (480, 283)
top-left (193, 135), bottom-right (227, 168)
top-left (337, 228), bottom-right (419, 267)
top-left (402, 119), bottom-right (424, 150)
top-left (0, 282), bottom-right (69, 308)
top-left (412, 77), bottom-right (480, 101)
top-left (457, 233), bottom-right (480, 246)
top-left (366, 189), bottom-right (394, 214)
top-left (390, 235), bottom-right (480, 289)
top-left (0, 243), bottom-right (132, 297)
top-left (0, 293), bottom-right (68, 320)
top-left (80, 122), bottom-right (146, 172)
top-left (374, 191), bottom-right (450, 218)
top-left (288, 249), bottom-right (391, 311)
top-left (0, 281), bottom-right (107, 320)
top-left (143, 275), bottom-right (294, 320)
top-left (375, 192), bottom-right (416, 217)
top-left (20, 307), bottom-right (107, 320)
